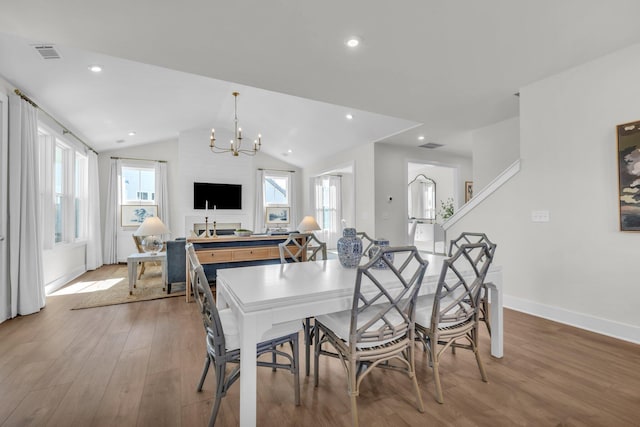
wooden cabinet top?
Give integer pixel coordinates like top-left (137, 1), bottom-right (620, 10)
top-left (186, 234), bottom-right (291, 244)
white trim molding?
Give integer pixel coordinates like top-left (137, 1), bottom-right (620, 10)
top-left (44, 265), bottom-right (86, 295)
top-left (504, 294), bottom-right (640, 345)
top-left (443, 159), bottom-right (521, 230)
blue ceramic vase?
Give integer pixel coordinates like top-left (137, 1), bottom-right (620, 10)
top-left (368, 238), bottom-right (394, 269)
top-left (337, 228), bottom-right (363, 268)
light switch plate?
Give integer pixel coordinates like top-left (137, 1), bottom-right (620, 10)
top-left (531, 210), bottom-right (550, 222)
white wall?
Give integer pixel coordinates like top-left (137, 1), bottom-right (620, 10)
top-left (449, 43), bottom-right (640, 343)
top-left (472, 116), bottom-right (520, 191)
top-left (303, 144), bottom-right (375, 235)
top-left (375, 142), bottom-right (472, 246)
top-left (177, 127), bottom-right (301, 237)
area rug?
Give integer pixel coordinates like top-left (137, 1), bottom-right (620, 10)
top-left (70, 265), bottom-right (186, 310)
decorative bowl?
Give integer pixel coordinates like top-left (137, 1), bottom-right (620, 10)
top-left (234, 229), bottom-right (253, 237)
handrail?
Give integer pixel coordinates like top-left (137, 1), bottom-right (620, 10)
top-left (442, 159), bottom-right (521, 230)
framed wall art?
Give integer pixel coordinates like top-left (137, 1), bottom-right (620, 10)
top-left (265, 206), bottom-right (290, 225)
top-left (121, 204), bottom-right (157, 227)
top-left (465, 181), bottom-right (473, 203)
top-left (617, 120), bottom-right (640, 231)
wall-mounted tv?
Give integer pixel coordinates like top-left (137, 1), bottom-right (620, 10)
top-left (193, 182), bottom-right (242, 210)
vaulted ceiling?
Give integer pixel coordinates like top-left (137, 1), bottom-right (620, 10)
top-left (2, 1), bottom-right (640, 166)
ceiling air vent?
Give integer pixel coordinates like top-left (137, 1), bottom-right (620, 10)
top-left (33, 45), bottom-right (61, 60)
top-left (419, 142), bottom-right (443, 149)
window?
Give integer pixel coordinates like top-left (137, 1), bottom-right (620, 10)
top-left (122, 166), bottom-right (155, 204)
top-left (38, 128), bottom-right (89, 245)
top-left (75, 153), bottom-right (88, 239)
top-left (313, 175), bottom-right (342, 248)
top-left (263, 173), bottom-right (289, 206)
top-left (54, 144), bottom-right (67, 243)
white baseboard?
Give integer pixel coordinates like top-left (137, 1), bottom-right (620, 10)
top-left (45, 265), bottom-right (86, 295)
top-left (504, 295), bottom-right (640, 345)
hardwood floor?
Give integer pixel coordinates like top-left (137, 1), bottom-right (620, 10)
top-left (1, 264), bottom-right (639, 426)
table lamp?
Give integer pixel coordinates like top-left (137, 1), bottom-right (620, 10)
top-left (134, 216), bottom-right (170, 254)
top-left (297, 216), bottom-right (321, 234)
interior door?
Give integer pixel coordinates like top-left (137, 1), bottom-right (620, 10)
top-left (0, 93), bottom-right (8, 290)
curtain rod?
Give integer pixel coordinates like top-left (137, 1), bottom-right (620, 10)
top-left (258, 168), bottom-right (295, 173)
top-left (14, 89), bottom-right (98, 155)
top-left (110, 156), bottom-right (167, 163)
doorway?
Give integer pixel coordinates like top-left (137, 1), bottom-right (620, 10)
top-left (407, 161), bottom-right (457, 253)
top-left (312, 162), bottom-right (355, 249)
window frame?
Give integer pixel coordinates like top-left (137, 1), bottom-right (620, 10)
top-left (263, 172), bottom-right (290, 208)
top-left (38, 125), bottom-right (89, 246)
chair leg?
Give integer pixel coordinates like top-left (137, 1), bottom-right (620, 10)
top-left (138, 262), bottom-right (145, 279)
top-left (292, 334), bottom-right (300, 406)
top-left (483, 299), bottom-right (492, 336)
top-left (304, 318), bottom-right (312, 377)
top-left (209, 360), bottom-right (227, 427)
top-left (408, 345), bottom-right (425, 413)
top-left (197, 354), bottom-right (211, 392)
top-left (472, 330), bottom-right (488, 382)
top-left (314, 323), bottom-right (320, 387)
top-left (430, 339), bottom-right (444, 404)
top-left (348, 359), bottom-right (359, 427)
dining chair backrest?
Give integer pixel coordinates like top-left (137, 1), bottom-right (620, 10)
top-left (432, 242), bottom-right (493, 331)
top-left (356, 231), bottom-right (375, 257)
top-left (279, 232), bottom-right (327, 263)
top-left (448, 232), bottom-right (497, 259)
top-left (350, 246), bottom-right (428, 349)
top-left (186, 243), bottom-right (226, 357)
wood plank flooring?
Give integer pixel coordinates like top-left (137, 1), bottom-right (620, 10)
top-left (1, 264), bottom-right (639, 426)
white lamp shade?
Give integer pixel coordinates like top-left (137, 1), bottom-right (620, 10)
top-left (297, 216), bottom-right (321, 233)
top-left (134, 216), bottom-right (170, 236)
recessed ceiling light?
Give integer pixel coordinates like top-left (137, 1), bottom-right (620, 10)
top-left (418, 136), bottom-right (425, 140)
top-left (346, 113), bottom-right (353, 120)
top-left (287, 149), bottom-right (293, 153)
top-left (88, 65), bottom-right (102, 73)
top-left (345, 37), bottom-right (361, 48)
top-left (128, 131), bottom-right (136, 136)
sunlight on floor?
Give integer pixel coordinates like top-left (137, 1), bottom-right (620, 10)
top-left (49, 278), bottom-right (124, 296)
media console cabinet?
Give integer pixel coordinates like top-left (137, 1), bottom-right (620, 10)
top-left (184, 234), bottom-right (300, 302)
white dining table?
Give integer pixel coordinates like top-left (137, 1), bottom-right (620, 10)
top-left (215, 254), bottom-right (503, 427)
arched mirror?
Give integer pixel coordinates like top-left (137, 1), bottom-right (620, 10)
top-left (408, 174), bottom-right (436, 220)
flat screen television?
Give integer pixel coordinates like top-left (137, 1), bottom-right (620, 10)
top-left (193, 182), bottom-right (242, 210)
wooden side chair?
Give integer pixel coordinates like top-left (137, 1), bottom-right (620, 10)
top-left (132, 235), bottom-right (150, 279)
top-left (186, 243), bottom-right (301, 426)
top-left (278, 232), bottom-right (327, 263)
top-left (414, 242), bottom-right (494, 403)
top-left (314, 246), bottom-right (428, 426)
top-left (278, 232), bottom-right (327, 376)
top-left (448, 232), bottom-right (497, 335)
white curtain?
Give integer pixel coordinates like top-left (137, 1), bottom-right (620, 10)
top-left (86, 151), bottom-right (103, 270)
top-left (155, 161), bottom-right (170, 239)
top-left (6, 95), bottom-right (45, 317)
top-left (287, 171), bottom-right (298, 230)
top-left (102, 158), bottom-right (119, 264)
top-left (314, 175), bottom-right (342, 249)
top-left (254, 169), bottom-right (265, 232)
top-left (38, 133), bottom-right (54, 250)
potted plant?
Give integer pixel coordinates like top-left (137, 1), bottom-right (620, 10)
top-left (438, 198), bottom-right (454, 222)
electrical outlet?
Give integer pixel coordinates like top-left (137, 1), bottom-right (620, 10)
top-left (531, 210), bottom-right (550, 222)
